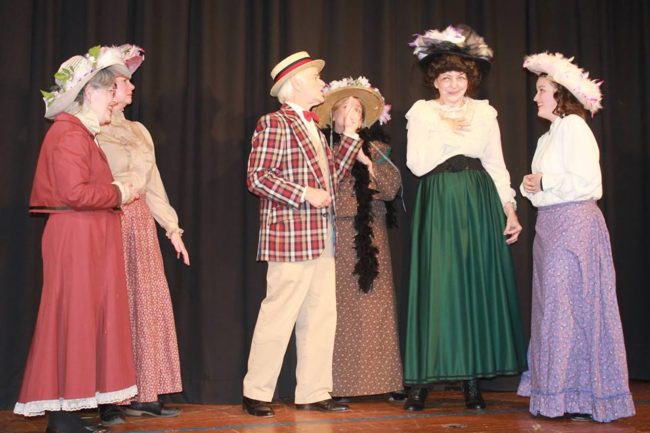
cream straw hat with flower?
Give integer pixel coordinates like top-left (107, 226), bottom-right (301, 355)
top-left (42, 46), bottom-right (131, 119)
top-left (313, 76), bottom-right (391, 129)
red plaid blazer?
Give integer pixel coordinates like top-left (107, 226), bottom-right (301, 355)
top-left (247, 105), bottom-right (361, 262)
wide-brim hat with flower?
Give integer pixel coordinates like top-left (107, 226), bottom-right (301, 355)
top-left (313, 76), bottom-right (391, 129)
top-left (269, 51), bottom-right (325, 97)
top-left (523, 52), bottom-right (603, 115)
top-left (409, 24), bottom-right (493, 72)
top-left (42, 45), bottom-right (132, 119)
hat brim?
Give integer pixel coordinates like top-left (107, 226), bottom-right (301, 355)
top-left (270, 59), bottom-right (325, 97)
top-left (44, 63), bottom-right (131, 120)
top-left (313, 87), bottom-right (384, 129)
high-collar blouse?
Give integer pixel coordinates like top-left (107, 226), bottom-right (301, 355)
top-left (405, 98), bottom-right (516, 207)
top-left (97, 111), bottom-right (182, 237)
top-left (520, 114), bottom-right (602, 207)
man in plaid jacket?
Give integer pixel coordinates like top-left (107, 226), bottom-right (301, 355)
top-left (242, 52), bottom-right (363, 417)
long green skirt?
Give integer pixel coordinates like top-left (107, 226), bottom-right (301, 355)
top-left (404, 168), bottom-right (527, 385)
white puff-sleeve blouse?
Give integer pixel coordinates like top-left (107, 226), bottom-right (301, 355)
top-left (405, 98), bottom-right (516, 207)
top-left (520, 114), bottom-right (602, 208)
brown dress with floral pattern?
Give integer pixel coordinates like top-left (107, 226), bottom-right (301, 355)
top-left (332, 141), bottom-right (404, 397)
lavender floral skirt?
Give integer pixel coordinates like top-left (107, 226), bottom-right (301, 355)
top-left (517, 201), bottom-right (635, 422)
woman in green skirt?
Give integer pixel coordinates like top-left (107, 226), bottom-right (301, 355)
top-left (403, 24), bottom-right (527, 411)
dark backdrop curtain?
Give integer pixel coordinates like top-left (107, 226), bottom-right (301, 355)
top-left (1, 0), bottom-right (648, 407)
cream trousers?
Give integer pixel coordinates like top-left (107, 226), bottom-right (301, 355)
top-left (243, 229), bottom-right (336, 404)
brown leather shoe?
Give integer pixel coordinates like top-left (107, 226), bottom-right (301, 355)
top-left (242, 396), bottom-right (275, 417)
top-left (295, 399), bottom-right (349, 412)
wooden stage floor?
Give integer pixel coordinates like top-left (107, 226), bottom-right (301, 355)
top-left (2, 381), bottom-right (649, 433)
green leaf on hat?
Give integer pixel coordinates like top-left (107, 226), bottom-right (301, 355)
top-left (88, 45), bottom-right (101, 59)
top-left (54, 67), bottom-right (74, 82)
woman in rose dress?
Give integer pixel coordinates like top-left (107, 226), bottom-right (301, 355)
top-left (97, 45), bottom-right (189, 425)
top-left (15, 46), bottom-right (138, 433)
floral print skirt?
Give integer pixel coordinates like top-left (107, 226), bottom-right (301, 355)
top-left (517, 200), bottom-right (635, 422)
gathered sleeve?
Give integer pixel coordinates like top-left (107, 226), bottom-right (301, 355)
top-left (479, 114), bottom-right (517, 207)
top-left (50, 131), bottom-right (120, 210)
top-left (246, 114), bottom-right (306, 208)
top-left (540, 115), bottom-right (601, 201)
top-left (135, 122), bottom-right (183, 237)
top-left (405, 100), bottom-right (445, 177)
top-left (370, 142), bottom-right (401, 201)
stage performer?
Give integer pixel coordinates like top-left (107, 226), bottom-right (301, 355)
top-left (313, 76), bottom-right (404, 399)
top-left (403, 25), bottom-right (527, 411)
top-left (517, 52), bottom-right (635, 423)
top-left (14, 46), bottom-right (138, 433)
top-left (242, 51), bottom-right (363, 417)
top-left (96, 44), bottom-right (188, 425)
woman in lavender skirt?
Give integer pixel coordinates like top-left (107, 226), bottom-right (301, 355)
top-left (517, 52), bottom-right (635, 423)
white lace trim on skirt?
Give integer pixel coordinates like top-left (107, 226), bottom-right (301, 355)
top-left (13, 385), bottom-right (137, 417)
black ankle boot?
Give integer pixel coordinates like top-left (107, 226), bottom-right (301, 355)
top-left (462, 379), bottom-right (485, 409)
top-left (404, 387), bottom-right (428, 411)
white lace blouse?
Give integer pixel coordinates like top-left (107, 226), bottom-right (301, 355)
top-left (405, 98), bottom-right (516, 207)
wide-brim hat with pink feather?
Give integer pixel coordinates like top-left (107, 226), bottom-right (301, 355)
top-left (523, 52), bottom-right (603, 115)
top-left (42, 45), bottom-right (132, 119)
top-left (117, 44), bottom-right (145, 74)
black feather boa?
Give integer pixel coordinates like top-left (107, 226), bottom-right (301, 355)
top-left (327, 124), bottom-right (397, 293)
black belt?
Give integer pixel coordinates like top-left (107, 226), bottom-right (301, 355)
top-left (427, 155), bottom-right (485, 176)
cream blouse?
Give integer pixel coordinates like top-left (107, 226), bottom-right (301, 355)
top-left (520, 114), bottom-right (602, 207)
top-left (98, 111), bottom-right (182, 237)
top-left (406, 98), bottom-right (516, 207)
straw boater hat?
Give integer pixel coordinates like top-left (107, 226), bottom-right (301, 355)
top-left (523, 52), bottom-right (603, 115)
top-left (42, 46), bottom-right (132, 119)
top-left (409, 24), bottom-right (493, 72)
top-left (313, 76), bottom-right (391, 129)
top-left (269, 51), bottom-right (325, 97)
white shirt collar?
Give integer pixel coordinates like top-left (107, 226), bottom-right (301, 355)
top-left (286, 102), bottom-right (311, 124)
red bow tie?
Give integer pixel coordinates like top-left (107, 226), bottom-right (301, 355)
top-left (303, 111), bottom-right (320, 123)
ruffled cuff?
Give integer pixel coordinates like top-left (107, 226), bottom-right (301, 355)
top-left (165, 227), bottom-right (184, 239)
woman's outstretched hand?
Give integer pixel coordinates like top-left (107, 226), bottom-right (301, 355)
top-left (170, 232), bottom-right (190, 266)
